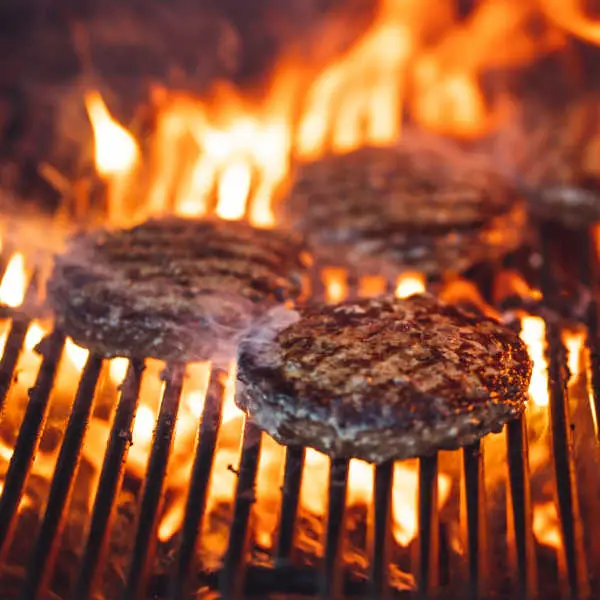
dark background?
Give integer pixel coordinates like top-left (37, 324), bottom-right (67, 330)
top-left (0, 0), bottom-right (598, 213)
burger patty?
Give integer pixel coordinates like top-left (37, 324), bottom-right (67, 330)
top-left (280, 145), bottom-right (528, 277)
top-left (504, 96), bottom-right (600, 227)
top-left (47, 217), bottom-right (312, 363)
top-left (236, 294), bottom-right (532, 463)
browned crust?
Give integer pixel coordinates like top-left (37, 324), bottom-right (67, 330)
top-left (47, 217), bottom-right (312, 363)
top-left (280, 145), bottom-right (528, 276)
top-left (236, 294), bottom-right (532, 463)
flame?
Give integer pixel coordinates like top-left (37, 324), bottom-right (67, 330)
top-left (494, 270), bottom-right (543, 304)
top-left (563, 329), bottom-right (585, 385)
top-left (83, 0), bottom-right (578, 226)
top-left (108, 357), bottom-right (129, 385)
top-left (85, 91), bottom-right (139, 177)
top-left (359, 276), bottom-right (387, 298)
top-left (2, 0), bottom-right (594, 568)
top-left (395, 272), bottom-right (426, 298)
top-left (64, 338), bottom-right (90, 371)
top-left (540, 0), bottom-right (600, 45)
top-left (392, 461), bottom-right (452, 546)
top-left (0, 253), bottom-right (27, 308)
top-left (533, 501), bottom-right (561, 548)
top-left (323, 268), bottom-right (349, 303)
top-left (520, 316), bottom-right (549, 407)
top-left (24, 321), bottom-right (46, 352)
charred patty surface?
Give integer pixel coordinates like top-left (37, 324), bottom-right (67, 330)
top-left (47, 217), bottom-right (312, 363)
top-left (236, 294), bottom-right (532, 463)
top-left (280, 145), bottom-right (527, 277)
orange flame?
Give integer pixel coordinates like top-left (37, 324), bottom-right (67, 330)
top-left (395, 272), bottom-right (426, 298)
top-left (0, 253), bottom-right (28, 308)
top-left (540, 0), bottom-right (600, 46)
top-left (520, 316), bottom-right (549, 407)
top-left (533, 501), bottom-right (561, 548)
top-left (85, 91), bottom-right (139, 177)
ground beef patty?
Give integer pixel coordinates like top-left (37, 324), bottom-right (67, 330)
top-left (47, 217), bottom-right (312, 363)
top-left (236, 294), bottom-right (532, 463)
top-left (280, 145), bottom-right (527, 277)
top-left (502, 96), bottom-right (600, 227)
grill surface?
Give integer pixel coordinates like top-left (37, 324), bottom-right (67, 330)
top-left (0, 219), bottom-right (598, 599)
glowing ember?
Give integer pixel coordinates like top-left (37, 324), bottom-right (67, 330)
top-left (395, 272), bottom-right (426, 299)
top-left (520, 316), bottom-right (549, 407)
top-left (0, 253), bottom-right (27, 308)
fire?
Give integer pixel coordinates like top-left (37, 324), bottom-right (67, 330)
top-left (64, 337), bottom-right (90, 371)
top-left (520, 316), bottom-right (549, 407)
top-left (540, 0), bottom-right (600, 46)
top-left (0, 253), bottom-right (27, 308)
top-left (2, 0), bottom-right (597, 582)
top-left (24, 321), bottom-right (46, 352)
top-left (323, 268), bottom-right (349, 303)
top-left (80, 0), bottom-right (585, 228)
top-left (395, 272), bottom-right (426, 298)
top-left (85, 90), bottom-right (140, 224)
top-left (563, 329), bottom-right (585, 384)
top-left (85, 91), bottom-right (139, 177)
top-left (533, 501), bottom-right (561, 548)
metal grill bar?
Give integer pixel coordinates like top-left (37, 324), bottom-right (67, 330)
top-left (545, 323), bottom-right (589, 598)
top-left (219, 420), bottom-right (262, 599)
top-left (0, 330), bottom-right (64, 564)
top-left (540, 222), bottom-right (589, 598)
top-left (276, 445), bottom-right (305, 564)
top-left (0, 317), bottom-right (29, 413)
top-left (124, 364), bottom-right (185, 600)
top-left (463, 441), bottom-right (486, 599)
top-left (70, 360), bottom-right (144, 600)
top-left (168, 367), bottom-right (224, 599)
top-left (506, 417), bottom-right (537, 599)
top-left (367, 460), bottom-right (393, 600)
top-left (417, 454), bottom-right (439, 597)
top-left (320, 457), bottom-right (349, 600)
top-left (18, 354), bottom-right (103, 600)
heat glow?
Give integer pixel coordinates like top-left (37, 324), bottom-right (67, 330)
top-left (2, 0), bottom-right (594, 575)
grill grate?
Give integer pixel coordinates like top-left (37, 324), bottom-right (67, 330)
top-left (0, 222), bottom-right (598, 599)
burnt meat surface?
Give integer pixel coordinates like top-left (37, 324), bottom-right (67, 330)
top-left (236, 294), bottom-right (532, 463)
top-left (47, 217), bottom-right (312, 363)
top-left (280, 145), bottom-right (528, 277)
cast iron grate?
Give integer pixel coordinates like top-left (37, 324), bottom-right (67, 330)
top-left (0, 218), bottom-right (598, 599)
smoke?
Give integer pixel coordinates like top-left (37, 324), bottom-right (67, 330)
top-left (235, 304), bottom-right (301, 369)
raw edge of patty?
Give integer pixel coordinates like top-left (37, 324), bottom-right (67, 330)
top-left (47, 217), bottom-right (312, 365)
top-left (280, 144), bottom-right (529, 277)
top-left (235, 294), bottom-right (532, 463)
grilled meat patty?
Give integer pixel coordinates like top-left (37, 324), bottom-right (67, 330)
top-left (280, 145), bottom-right (527, 277)
top-left (236, 294), bottom-right (532, 463)
top-left (47, 217), bottom-right (312, 363)
top-left (502, 96), bottom-right (600, 227)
